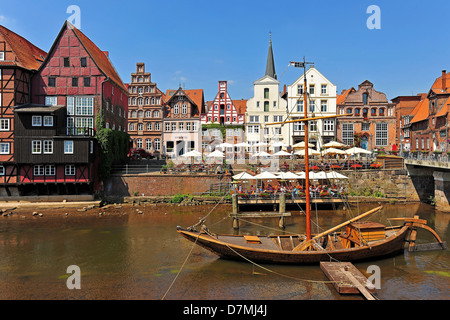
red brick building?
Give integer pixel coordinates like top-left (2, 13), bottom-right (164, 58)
top-left (336, 80), bottom-right (396, 152)
top-left (409, 70), bottom-right (450, 153)
top-left (11, 21), bottom-right (129, 194)
top-left (0, 25), bottom-right (46, 195)
top-left (126, 62), bottom-right (164, 154)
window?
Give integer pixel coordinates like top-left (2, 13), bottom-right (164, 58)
top-left (273, 115), bottom-right (283, 122)
top-left (72, 77), bottom-right (78, 87)
top-left (264, 88), bottom-right (269, 99)
top-left (247, 125), bottom-right (260, 134)
top-left (80, 57), bottom-right (87, 67)
top-left (309, 121), bottom-right (317, 132)
top-left (309, 85), bottom-right (315, 95)
top-left (83, 77), bottom-right (91, 87)
top-left (65, 165), bottom-right (76, 176)
top-left (43, 116), bottom-right (53, 127)
top-left (154, 122), bottom-right (160, 131)
top-left (249, 115), bottom-right (259, 123)
top-left (153, 110), bottom-right (160, 118)
top-left (179, 122), bottom-right (184, 131)
top-left (154, 139), bottom-right (161, 151)
top-left (146, 139), bottom-right (152, 151)
top-left (34, 165), bottom-right (45, 176)
top-left (145, 111), bottom-right (151, 118)
top-left (273, 101), bottom-right (277, 108)
top-left (75, 117), bottom-right (93, 134)
top-left (43, 140), bottom-right (53, 154)
top-left (45, 165), bottom-right (55, 176)
top-left (323, 120), bottom-right (334, 132)
top-left (264, 101), bottom-right (269, 112)
top-left (146, 122), bottom-right (152, 131)
top-left (193, 122), bottom-right (197, 131)
top-left (182, 104), bottom-right (187, 114)
top-left (165, 123), bottom-right (170, 131)
top-left (0, 143), bottom-right (9, 154)
top-left (297, 84), bottom-right (303, 95)
top-left (174, 104), bottom-right (179, 114)
top-left (186, 122), bottom-right (191, 131)
top-left (321, 100), bottom-right (327, 112)
top-left (131, 111), bottom-right (137, 118)
top-left (64, 141), bottom-right (74, 154)
top-left (363, 93), bottom-right (368, 105)
top-left (32, 116), bottom-right (42, 126)
top-left (361, 123), bottom-right (370, 131)
top-left (48, 77), bottom-right (56, 87)
top-left (321, 84), bottom-right (327, 94)
top-left (64, 57), bottom-right (70, 67)
top-left (0, 52), bottom-right (4, 60)
top-left (136, 139), bottom-right (143, 149)
top-left (342, 123), bottom-right (354, 145)
top-left (75, 97), bottom-right (94, 115)
top-left (32, 140), bottom-right (42, 154)
top-left (137, 123), bottom-right (144, 131)
top-left (138, 110), bottom-right (143, 118)
top-left (128, 123), bottom-right (135, 131)
top-left (294, 122), bottom-right (304, 132)
top-left (371, 108), bottom-right (377, 116)
top-left (171, 123), bottom-right (176, 131)
top-left (309, 100), bottom-right (315, 112)
top-left (45, 96), bottom-right (57, 106)
top-left (0, 119), bottom-right (9, 131)
top-left (346, 108), bottom-right (352, 115)
top-left (297, 100), bottom-right (303, 112)
top-left (138, 98), bottom-right (143, 106)
top-left (0, 165), bottom-right (4, 175)
top-left (375, 123), bottom-right (388, 146)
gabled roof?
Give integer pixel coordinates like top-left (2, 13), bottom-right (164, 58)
top-left (40, 21), bottom-right (127, 92)
top-left (435, 96), bottom-right (450, 118)
top-left (164, 88), bottom-right (204, 116)
top-left (430, 71), bottom-right (450, 94)
top-left (410, 98), bottom-right (430, 124)
top-left (0, 25), bottom-right (46, 70)
top-left (233, 99), bottom-right (247, 114)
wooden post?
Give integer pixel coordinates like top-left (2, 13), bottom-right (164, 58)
top-left (233, 216), bottom-right (239, 229)
top-left (279, 193), bottom-right (286, 214)
top-left (232, 194), bottom-right (238, 214)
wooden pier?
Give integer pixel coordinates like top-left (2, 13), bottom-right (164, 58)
top-left (320, 262), bottom-right (376, 300)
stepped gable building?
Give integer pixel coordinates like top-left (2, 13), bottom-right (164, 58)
top-left (408, 70), bottom-right (450, 153)
top-left (11, 21), bottom-right (128, 195)
top-left (0, 25), bottom-right (47, 195)
top-left (162, 87), bottom-right (204, 157)
top-left (336, 80), bottom-right (396, 151)
top-left (126, 62), bottom-right (164, 154)
top-left (245, 36), bottom-right (288, 150)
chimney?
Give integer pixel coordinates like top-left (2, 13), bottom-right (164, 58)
top-left (442, 70), bottom-right (447, 89)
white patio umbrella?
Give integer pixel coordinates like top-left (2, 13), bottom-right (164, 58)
top-left (232, 172), bottom-right (255, 180)
top-left (273, 150), bottom-right (292, 157)
top-left (326, 171), bottom-right (348, 179)
top-left (275, 171), bottom-right (302, 179)
top-left (206, 150), bottom-right (224, 158)
top-left (323, 141), bottom-right (347, 148)
top-left (345, 147), bottom-right (372, 155)
top-left (293, 141), bottom-right (314, 148)
top-left (255, 142), bottom-right (268, 146)
top-left (235, 142), bottom-right (251, 147)
top-left (272, 141), bottom-right (289, 147)
top-left (219, 142), bottom-right (234, 149)
top-left (254, 171), bottom-right (278, 179)
top-left (181, 150), bottom-right (202, 157)
top-left (252, 151), bottom-right (272, 157)
top-left (296, 171), bottom-right (322, 179)
top-left (294, 148), bottom-right (321, 156)
top-left (322, 147), bottom-right (346, 155)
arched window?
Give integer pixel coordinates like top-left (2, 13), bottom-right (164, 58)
top-left (371, 108), bottom-right (377, 116)
top-left (131, 110), bottom-right (137, 118)
top-left (129, 123), bottom-right (135, 131)
top-left (379, 108), bottom-right (385, 116)
top-left (264, 88), bottom-right (269, 99)
top-left (145, 98), bottom-right (149, 105)
top-left (153, 110), bottom-right (160, 118)
top-left (147, 122), bottom-right (152, 131)
top-left (137, 123), bottom-right (144, 131)
top-left (145, 110), bottom-right (151, 118)
top-left (138, 110), bottom-right (143, 118)
top-left (138, 98), bottom-right (143, 106)
top-left (138, 87), bottom-right (143, 94)
top-left (346, 108), bottom-right (352, 115)
top-left (363, 93), bottom-right (368, 105)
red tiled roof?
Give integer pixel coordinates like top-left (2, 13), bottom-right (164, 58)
top-left (336, 88), bottom-right (355, 104)
top-left (410, 98), bottom-right (429, 124)
top-left (430, 71), bottom-right (450, 94)
top-left (184, 89), bottom-right (204, 110)
top-left (435, 97), bottom-right (450, 118)
top-left (0, 25), bottom-right (46, 70)
top-left (68, 22), bottom-right (127, 92)
top-left (233, 99), bottom-right (247, 114)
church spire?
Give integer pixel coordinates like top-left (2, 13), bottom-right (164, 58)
top-left (265, 32), bottom-right (277, 79)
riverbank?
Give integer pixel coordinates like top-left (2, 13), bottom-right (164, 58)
top-left (0, 194), bottom-right (422, 221)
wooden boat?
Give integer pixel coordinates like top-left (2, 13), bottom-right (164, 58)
top-left (177, 59), bottom-right (446, 265)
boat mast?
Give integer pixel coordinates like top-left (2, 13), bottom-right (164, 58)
top-left (302, 57), bottom-right (312, 241)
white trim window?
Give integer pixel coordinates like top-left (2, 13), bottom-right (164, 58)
top-left (32, 140), bottom-right (42, 154)
top-left (0, 52), bottom-right (4, 61)
top-left (65, 165), bottom-right (76, 176)
top-left (34, 165), bottom-right (45, 176)
top-left (375, 123), bottom-right (388, 146)
top-left (43, 116), bottom-right (54, 127)
top-left (75, 97), bottom-right (94, 115)
top-left (32, 116), bottom-right (42, 126)
top-left (0, 143), bottom-right (9, 154)
top-left (43, 140), bottom-right (53, 154)
top-left (64, 140), bottom-right (74, 154)
top-left (45, 96), bottom-right (58, 106)
top-left (342, 123), bottom-right (354, 146)
top-left (45, 165), bottom-right (56, 176)
top-left (0, 119), bottom-right (9, 131)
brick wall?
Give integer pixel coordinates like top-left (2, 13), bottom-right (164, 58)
top-left (103, 173), bottom-right (231, 197)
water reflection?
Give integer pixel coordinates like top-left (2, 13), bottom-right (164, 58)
top-left (0, 203), bottom-right (448, 300)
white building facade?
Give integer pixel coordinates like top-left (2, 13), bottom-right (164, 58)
top-left (245, 38), bottom-right (289, 152)
top-left (286, 65), bottom-right (337, 150)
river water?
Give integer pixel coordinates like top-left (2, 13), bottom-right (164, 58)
top-left (0, 202), bottom-right (448, 300)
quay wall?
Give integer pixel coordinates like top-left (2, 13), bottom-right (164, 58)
top-left (103, 173), bottom-right (232, 198)
top-left (104, 169), bottom-right (418, 201)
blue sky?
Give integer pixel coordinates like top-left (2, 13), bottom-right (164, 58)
top-left (1, 0), bottom-right (449, 101)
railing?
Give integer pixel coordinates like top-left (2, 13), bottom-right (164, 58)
top-left (57, 127), bottom-right (95, 137)
top-left (236, 191), bottom-right (348, 201)
top-left (401, 151), bottom-right (450, 163)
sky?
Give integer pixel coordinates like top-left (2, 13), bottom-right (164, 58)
top-left (1, 0), bottom-right (450, 102)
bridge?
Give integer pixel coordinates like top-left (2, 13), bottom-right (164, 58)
top-left (404, 153), bottom-right (450, 212)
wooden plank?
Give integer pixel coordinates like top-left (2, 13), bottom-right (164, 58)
top-left (320, 262), bottom-right (376, 295)
top-left (341, 268), bottom-right (376, 300)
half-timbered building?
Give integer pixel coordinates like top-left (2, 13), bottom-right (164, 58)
top-left (0, 25), bottom-right (46, 195)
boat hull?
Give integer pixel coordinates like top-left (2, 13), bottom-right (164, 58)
top-left (177, 225), bottom-right (411, 265)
